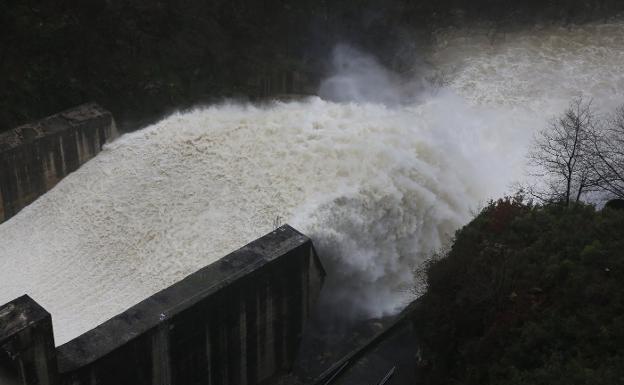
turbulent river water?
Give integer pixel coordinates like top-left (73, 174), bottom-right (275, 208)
top-left (2, 21), bottom-right (624, 345)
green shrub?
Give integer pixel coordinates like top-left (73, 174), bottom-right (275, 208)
top-left (414, 198), bottom-right (624, 384)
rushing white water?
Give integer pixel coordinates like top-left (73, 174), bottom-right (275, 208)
top-left (2, 21), bottom-right (624, 345)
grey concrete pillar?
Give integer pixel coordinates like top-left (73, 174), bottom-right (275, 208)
top-left (0, 295), bottom-right (58, 385)
top-left (151, 322), bottom-right (171, 385)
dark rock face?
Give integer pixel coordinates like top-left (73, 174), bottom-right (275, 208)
top-left (0, 225), bottom-right (324, 385)
top-left (0, 103), bottom-right (116, 223)
top-left (605, 199), bottom-right (624, 211)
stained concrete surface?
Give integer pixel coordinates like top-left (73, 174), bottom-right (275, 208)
top-left (0, 103), bottom-right (116, 223)
top-left (0, 225), bottom-right (324, 385)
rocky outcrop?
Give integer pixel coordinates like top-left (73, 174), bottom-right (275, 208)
top-left (0, 103), bottom-right (116, 223)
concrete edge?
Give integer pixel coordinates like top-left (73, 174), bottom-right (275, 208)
top-left (55, 224), bottom-right (317, 372)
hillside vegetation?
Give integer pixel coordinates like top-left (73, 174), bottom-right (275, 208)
top-left (414, 197), bottom-right (624, 384)
top-left (2, 0), bottom-right (624, 132)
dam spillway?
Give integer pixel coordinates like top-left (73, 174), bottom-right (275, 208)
top-left (0, 225), bottom-right (324, 385)
top-left (2, 18), bottom-right (624, 361)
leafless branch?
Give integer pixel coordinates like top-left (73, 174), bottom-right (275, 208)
top-left (527, 97), bottom-right (602, 206)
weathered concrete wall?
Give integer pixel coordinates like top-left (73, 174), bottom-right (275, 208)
top-left (0, 225), bottom-right (324, 385)
top-left (0, 295), bottom-right (58, 385)
top-left (0, 103), bottom-right (116, 223)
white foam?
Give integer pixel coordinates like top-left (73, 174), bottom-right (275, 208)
top-left (1, 21), bottom-right (624, 344)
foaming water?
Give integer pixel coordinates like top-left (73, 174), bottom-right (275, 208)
top-left (431, 22), bottom-right (624, 110)
top-left (2, 21), bottom-right (624, 344)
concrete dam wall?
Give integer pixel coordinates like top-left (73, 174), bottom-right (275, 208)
top-left (0, 225), bottom-right (325, 385)
top-left (0, 103), bottom-right (116, 223)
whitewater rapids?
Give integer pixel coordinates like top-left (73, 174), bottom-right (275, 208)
top-left (2, 21), bottom-right (624, 345)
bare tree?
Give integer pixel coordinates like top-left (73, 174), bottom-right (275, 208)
top-left (588, 105), bottom-right (624, 199)
top-left (528, 98), bottom-right (601, 206)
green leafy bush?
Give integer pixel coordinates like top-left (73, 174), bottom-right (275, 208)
top-left (414, 198), bottom-right (624, 384)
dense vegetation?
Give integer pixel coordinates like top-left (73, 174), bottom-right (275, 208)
top-left (414, 197), bottom-right (624, 384)
top-left (2, 0), bottom-right (624, 132)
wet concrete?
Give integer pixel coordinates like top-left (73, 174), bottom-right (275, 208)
top-left (0, 225), bottom-right (324, 385)
top-left (0, 103), bottom-right (116, 223)
top-left (0, 295), bottom-right (58, 385)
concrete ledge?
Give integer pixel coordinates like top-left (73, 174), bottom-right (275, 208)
top-left (0, 295), bottom-right (58, 385)
top-left (0, 295), bottom-right (51, 343)
top-left (51, 224), bottom-right (324, 385)
top-left (0, 103), bottom-right (117, 223)
top-left (0, 226), bottom-right (325, 385)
